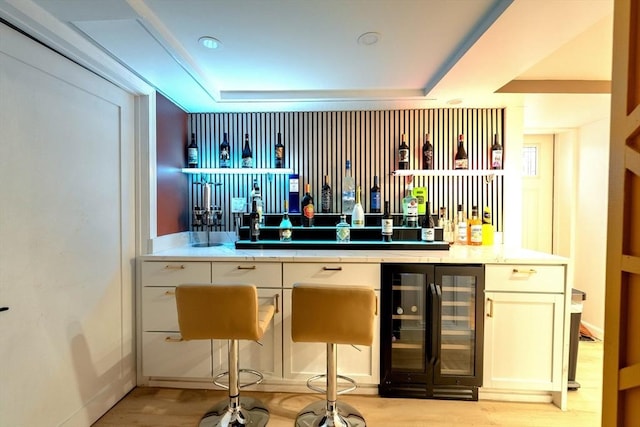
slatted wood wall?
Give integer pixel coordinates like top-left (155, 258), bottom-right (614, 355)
top-left (187, 108), bottom-right (504, 231)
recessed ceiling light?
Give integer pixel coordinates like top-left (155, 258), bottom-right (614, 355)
top-left (198, 36), bottom-right (222, 50)
top-left (357, 32), bottom-right (381, 46)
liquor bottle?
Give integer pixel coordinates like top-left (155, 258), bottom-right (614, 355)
top-left (336, 214), bottom-right (350, 243)
top-left (321, 175), bottom-right (332, 213)
top-left (398, 133), bottom-right (410, 170)
top-left (440, 207), bottom-right (454, 244)
top-left (249, 200), bottom-right (260, 242)
top-left (250, 179), bottom-right (263, 225)
top-left (454, 134), bottom-right (468, 169)
top-left (279, 200), bottom-right (293, 242)
top-left (469, 205), bottom-right (483, 246)
top-left (241, 133), bottom-right (253, 168)
top-left (187, 133), bottom-right (198, 168)
top-left (288, 174), bottom-right (300, 214)
top-left (382, 201), bottom-right (393, 242)
top-left (421, 202), bottom-right (435, 242)
top-left (342, 160), bottom-right (355, 214)
top-left (491, 133), bottom-right (503, 170)
top-left (402, 182), bottom-right (419, 228)
top-left (351, 186), bottom-right (365, 228)
top-left (370, 175), bottom-right (381, 213)
top-left (482, 206), bottom-right (495, 246)
top-left (455, 204), bottom-right (467, 245)
top-left (275, 132), bottom-right (285, 168)
top-left (301, 183), bottom-right (314, 227)
top-left (219, 132), bottom-right (230, 168)
top-left (422, 133), bottom-right (434, 170)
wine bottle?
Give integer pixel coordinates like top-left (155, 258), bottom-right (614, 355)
top-left (370, 175), bottom-right (381, 213)
top-left (241, 133), bottom-right (253, 168)
top-left (421, 202), bottom-right (435, 242)
top-left (321, 175), bottom-right (332, 213)
top-left (422, 133), bottom-right (434, 170)
top-left (301, 183), bottom-right (314, 227)
top-left (250, 179), bottom-right (263, 225)
top-left (455, 204), bottom-right (467, 245)
top-left (482, 206), bottom-right (495, 246)
top-left (491, 133), bottom-right (503, 170)
top-left (187, 133), bottom-right (198, 168)
top-left (342, 160), bottom-right (355, 214)
top-left (219, 132), bottom-right (230, 168)
top-left (469, 205), bottom-right (483, 246)
top-left (275, 132), bottom-right (285, 168)
top-left (351, 186), bottom-right (365, 228)
top-left (249, 200), bottom-right (260, 242)
top-left (402, 182), bottom-right (418, 228)
top-left (398, 133), bottom-right (409, 170)
top-left (279, 200), bottom-right (293, 242)
top-left (336, 214), bottom-right (350, 243)
top-left (382, 201), bottom-right (393, 242)
top-left (454, 134), bottom-right (468, 169)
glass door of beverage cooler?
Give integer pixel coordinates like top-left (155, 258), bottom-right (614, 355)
top-left (433, 265), bottom-right (484, 387)
top-left (380, 264), bottom-right (434, 389)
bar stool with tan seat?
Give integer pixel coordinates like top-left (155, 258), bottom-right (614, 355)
top-left (175, 284), bottom-right (276, 427)
top-left (292, 283), bottom-right (377, 427)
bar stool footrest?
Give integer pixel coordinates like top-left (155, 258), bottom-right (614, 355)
top-left (213, 368), bottom-right (264, 390)
top-left (306, 373), bottom-right (357, 395)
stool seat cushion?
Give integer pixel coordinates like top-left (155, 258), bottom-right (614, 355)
top-left (291, 284), bottom-right (376, 346)
top-left (175, 284), bottom-right (275, 341)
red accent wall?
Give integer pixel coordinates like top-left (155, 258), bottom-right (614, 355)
top-left (156, 93), bottom-right (189, 236)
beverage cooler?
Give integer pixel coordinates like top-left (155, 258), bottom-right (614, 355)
top-left (380, 264), bottom-right (484, 401)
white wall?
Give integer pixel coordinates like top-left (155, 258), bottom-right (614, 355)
top-left (573, 118), bottom-right (610, 338)
top-left (0, 24), bottom-right (137, 425)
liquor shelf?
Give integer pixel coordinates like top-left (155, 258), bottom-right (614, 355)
top-left (234, 240), bottom-right (450, 250)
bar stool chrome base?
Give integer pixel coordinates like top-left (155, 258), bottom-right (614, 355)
top-left (295, 400), bottom-right (366, 427)
top-left (200, 396), bottom-right (269, 427)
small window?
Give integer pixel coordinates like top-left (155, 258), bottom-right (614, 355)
top-left (522, 146), bottom-right (538, 176)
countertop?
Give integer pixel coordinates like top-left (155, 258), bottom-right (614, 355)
top-left (140, 242), bottom-right (569, 265)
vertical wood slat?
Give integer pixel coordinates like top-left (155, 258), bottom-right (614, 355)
top-left (187, 108), bottom-right (504, 232)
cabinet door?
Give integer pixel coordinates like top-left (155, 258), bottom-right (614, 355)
top-left (283, 262), bottom-right (380, 289)
top-left (282, 289), bottom-right (381, 385)
top-left (483, 292), bottom-right (564, 391)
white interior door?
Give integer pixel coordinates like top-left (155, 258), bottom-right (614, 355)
top-left (521, 135), bottom-right (554, 253)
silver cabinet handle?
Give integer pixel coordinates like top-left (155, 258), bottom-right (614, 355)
top-left (237, 265), bottom-right (256, 270)
top-left (512, 268), bottom-right (537, 274)
top-left (322, 266), bottom-right (342, 271)
top-left (164, 290), bottom-right (175, 296)
top-left (487, 298), bottom-right (493, 318)
top-left (165, 336), bottom-right (184, 343)
top-left (164, 265), bottom-right (185, 270)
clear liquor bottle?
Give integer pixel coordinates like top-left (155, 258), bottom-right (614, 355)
top-left (336, 214), bottom-right (350, 243)
top-left (342, 160), bottom-right (355, 214)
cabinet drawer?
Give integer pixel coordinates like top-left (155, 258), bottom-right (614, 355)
top-left (142, 332), bottom-right (212, 378)
top-left (142, 286), bottom-right (181, 331)
top-left (141, 261), bottom-right (211, 286)
top-left (211, 262), bottom-right (282, 287)
top-left (485, 265), bottom-right (565, 293)
top-left (283, 263), bottom-right (380, 289)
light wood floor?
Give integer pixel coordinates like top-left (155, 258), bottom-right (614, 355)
top-left (94, 340), bottom-right (602, 426)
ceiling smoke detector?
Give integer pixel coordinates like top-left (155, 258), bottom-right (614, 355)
top-left (357, 32), bottom-right (381, 46)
